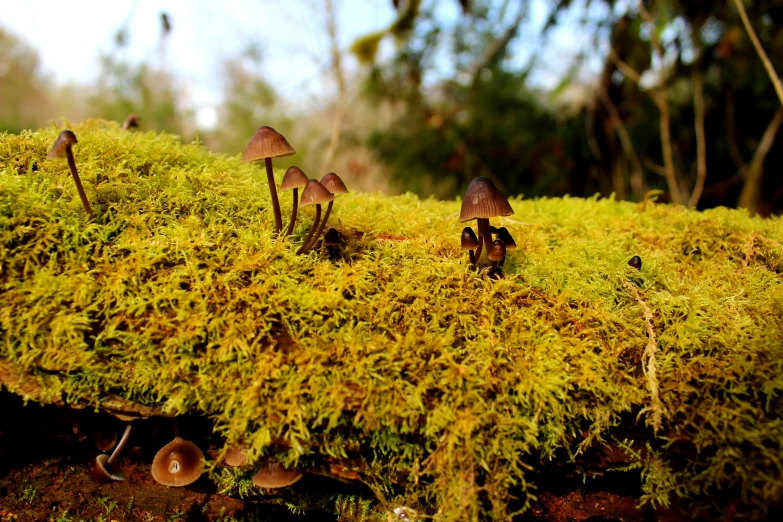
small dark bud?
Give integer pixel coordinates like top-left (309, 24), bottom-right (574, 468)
top-left (628, 256), bottom-right (642, 270)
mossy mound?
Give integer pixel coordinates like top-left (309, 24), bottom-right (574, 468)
top-left (1, 121), bottom-right (782, 520)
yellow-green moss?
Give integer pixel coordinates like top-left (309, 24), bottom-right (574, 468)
top-left (1, 121), bottom-right (783, 520)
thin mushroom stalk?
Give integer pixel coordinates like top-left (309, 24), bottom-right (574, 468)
top-left (92, 423), bottom-right (133, 483)
top-left (305, 200), bottom-right (332, 252)
top-left (296, 204), bottom-right (321, 255)
top-left (265, 157), bottom-right (283, 234)
top-left (286, 187), bottom-right (299, 236)
top-left (477, 218), bottom-right (493, 265)
top-left (65, 147), bottom-right (93, 218)
top-left (306, 172), bottom-right (348, 253)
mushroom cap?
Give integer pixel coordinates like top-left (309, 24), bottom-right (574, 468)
top-left (223, 444), bottom-right (248, 467)
top-left (151, 437), bottom-right (205, 487)
top-left (488, 239), bottom-right (507, 262)
top-left (241, 126), bottom-right (295, 162)
top-left (252, 461), bottom-right (303, 489)
top-left (281, 166), bottom-right (309, 191)
top-left (628, 255), bottom-right (642, 270)
top-left (47, 130), bottom-right (78, 159)
top-left (320, 172), bottom-right (349, 194)
top-left (122, 113), bottom-right (141, 130)
top-left (497, 227), bottom-right (517, 250)
top-left (92, 454), bottom-right (125, 483)
top-left (459, 177), bottom-right (514, 222)
top-left (300, 179), bottom-right (334, 206)
top-left (95, 429), bottom-right (117, 452)
top-left (460, 227), bottom-right (479, 250)
top-left (323, 227), bottom-right (340, 246)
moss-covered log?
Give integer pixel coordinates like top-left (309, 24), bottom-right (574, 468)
top-left (1, 121), bottom-right (782, 520)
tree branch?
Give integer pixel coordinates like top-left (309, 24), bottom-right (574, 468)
top-left (688, 64), bottom-right (707, 208)
top-left (732, 0), bottom-right (783, 107)
top-left (737, 108), bottom-right (783, 213)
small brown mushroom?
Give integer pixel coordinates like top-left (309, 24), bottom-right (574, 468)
top-left (151, 437), bottom-right (205, 487)
top-left (224, 444), bottom-right (248, 467)
top-left (497, 227), bottom-right (516, 267)
top-left (242, 126), bottom-right (296, 234)
top-left (460, 227), bottom-right (479, 266)
top-left (304, 172), bottom-right (349, 252)
top-left (252, 461), bottom-right (303, 489)
top-left (47, 130), bottom-right (93, 218)
top-left (280, 166), bottom-right (309, 236)
top-left (628, 255), bottom-right (642, 270)
top-left (459, 177), bottom-right (513, 265)
top-left (487, 239), bottom-right (506, 279)
top-left (295, 180), bottom-right (334, 255)
top-left (92, 423), bottom-right (132, 484)
top-left (95, 428), bottom-right (117, 453)
top-left (122, 113), bottom-right (140, 131)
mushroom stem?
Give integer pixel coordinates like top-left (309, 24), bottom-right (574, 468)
top-left (468, 250), bottom-right (476, 266)
top-left (305, 200), bottom-right (333, 252)
top-left (488, 260), bottom-right (500, 279)
top-left (296, 204), bottom-right (321, 255)
top-left (477, 218), bottom-right (493, 265)
top-left (285, 188), bottom-right (299, 237)
top-left (65, 145), bottom-right (93, 218)
top-left (265, 157), bottom-right (283, 234)
top-left (107, 424), bottom-right (132, 466)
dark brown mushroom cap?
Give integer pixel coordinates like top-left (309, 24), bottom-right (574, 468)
top-left (497, 227), bottom-right (516, 250)
top-left (459, 177), bottom-right (514, 222)
top-left (224, 444), bottom-right (248, 467)
top-left (320, 172), bottom-right (349, 194)
top-left (252, 461), bottom-right (303, 489)
top-left (241, 126), bottom-right (295, 162)
top-left (95, 429), bottom-right (117, 452)
top-left (461, 227), bottom-right (479, 250)
top-left (323, 227), bottom-right (340, 246)
top-left (488, 239), bottom-right (507, 262)
top-left (628, 255), bottom-right (642, 270)
top-left (92, 454), bottom-right (124, 483)
top-left (47, 130), bottom-right (78, 159)
top-left (300, 179), bottom-right (334, 206)
top-left (281, 166), bottom-right (309, 191)
top-left (151, 437), bottom-right (205, 487)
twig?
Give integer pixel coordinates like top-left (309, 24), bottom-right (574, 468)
top-left (596, 85), bottom-right (646, 200)
top-left (737, 108), bottom-right (783, 212)
top-left (732, 0), bottom-right (783, 107)
top-left (622, 281), bottom-right (663, 433)
top-left (688, 64), bottom-right (707, 208)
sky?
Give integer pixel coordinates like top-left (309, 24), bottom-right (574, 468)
top-left (0, 0), bottom-right (602, 127)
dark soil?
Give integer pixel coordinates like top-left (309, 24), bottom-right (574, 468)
top-left (0, 390), bottom-right (697, 521)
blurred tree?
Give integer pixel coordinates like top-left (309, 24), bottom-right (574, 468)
top-left (0, 27), bottom-right (56, 133)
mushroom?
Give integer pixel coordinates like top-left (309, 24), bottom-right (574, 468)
top-left (151, 437), bottom-right (205, 487)
top-left (460, 227), bottom-right (479, 266)
top-left (304, 172), bottom-right (348, 253)
top-left (295, 180), bottom-right (334, 255)
top-left (252, 461), bottom-right (303, 489)
top-left (47, 130), bottom-right (93, 217)
top-left (459, 177), bottom-right (513, 265)
top-left (496, 227), bottom-right (516, 267)
top-left (280, 166), bottom-right (309, 236)
top-left (628, 255), bottom-right (642, 270)
top-left (95, 428), bottom-right (117, 452)
top-left (323, 227), bottom-right (340, 259)
top-left (242, 126), bottom-right (296, 234)
top-left (223, 443), bottom-right (248, 467)
top-left (487, 239), bottom-right (506, 279)
top-left (92, 423), bottom-right (132, 484)
top-left (122, 113), bottom-right (140, 131)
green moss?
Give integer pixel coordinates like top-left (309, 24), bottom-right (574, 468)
top-left (1, 121), bottom-right (783, 520)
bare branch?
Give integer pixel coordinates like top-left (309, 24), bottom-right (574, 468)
top-left (688, 65), bottom-right (707, 208)
top-left (732, 0), bottom-right (783, 108)
top-left (737, 108), bottom-right (783, 213)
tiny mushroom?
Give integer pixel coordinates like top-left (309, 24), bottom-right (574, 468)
top-left (224, 443), bottom-right (248, 467)
top-left (92, 423), bottom-right (132, 484)
top-left (295, 180), bottom-right (334, 255)
top-left (628, 255), bottom-right (642, 270)
top-left (252, 461), bottom-right (303, 489)
top-left (459, 177), bottom-right (513, 264)
top-left (47, 130), bottom-right (93, 217)
top-left (151, 437), bottom-right (205, 487)
top-left (487, 239), bottom-right (507, 278)
top-left (242, 126), bottom-right (296, 235)
top-left (280, 166), bottom-right (309, 236)
top-left (122, 113), bottom-right (140, 131)
top-left (95, 428), bottom-right (117, 453)
top-left (460, 227), bottom-right (480, 266)
top-left (304, 172), bottom-right (349, 253)
top-left (497, 227), bottom-right (516, 267)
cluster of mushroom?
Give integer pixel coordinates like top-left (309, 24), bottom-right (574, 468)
top-left (92, 422), bottom-right (205, 488)
top-left (241, 126), bottom-right (349, 255)
top-left (46, 122), bottom-right (348, 257)
top-left (459, 176), bottom-right (517, 277)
